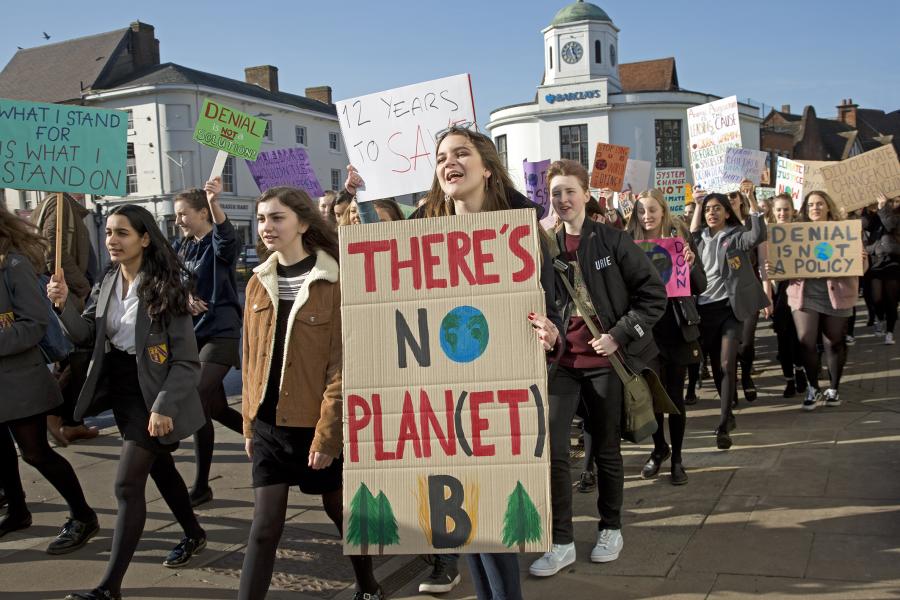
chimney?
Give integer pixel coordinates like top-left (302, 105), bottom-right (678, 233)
top-left (306, 86), bottom-right (333, 106)
top-left (245, 66), bottom-right (279, 93)
top-left (781, 104), bottom-right (791, 114)
top-left (129, 22), bottom-right (160, 70)
top-left (836, 98), bottom-right (858, 128)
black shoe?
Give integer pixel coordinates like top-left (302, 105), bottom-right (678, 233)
top-left (742, 375), bottom-right (758, 403)
top-left (684, 391), bottom-right (698, 405)
top-left (716, 428), bottom-right (732, 450)
top-left (640, 446), bottom-right (671, 479)
top-left (577, 470), bottom-right (597, 493)
top-left (0, 487), bottom-right (7, 510)
top-left (0, 511), bottom-right (32, 538)
top-left (352, 588), bottom-right (385, 600)
top-left (64, 587), bottom-right (121, 600)
top-left (162, 535), bottom-right (206, 568)
top-left (727, 412), bottom-right (737, 433)
top-left (47, 516), bottom-right (99, 555)
top-left (189, 487), bottom-right (213, 508)
top-left (418, 555), bottom-right (461, 593)
top-left (670, 462), bottom-right (688, 486)
top-left (783, 379), bottom-right (797, 398)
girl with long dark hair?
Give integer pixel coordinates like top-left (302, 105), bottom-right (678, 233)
top-left (0, 203), bottom-right (98, 552)
top-left (49, 205), bottom-right (207, 600)
top-left (865, 193), bottom-right (900, 345)
top-left (173, 177), bottom-right (244, 506)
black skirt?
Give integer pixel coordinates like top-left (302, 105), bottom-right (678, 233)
top-left (106, 349), bottom-right (178, 454)
top-left (197, 336), bottom-right (241, 369)
top-left (251, 419), bottom-right (342, 494)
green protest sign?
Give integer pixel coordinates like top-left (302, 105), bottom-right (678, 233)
top-left (0, 98), bottom-right (127, 196)
top-left (193, 99), bottom-right (266, 160)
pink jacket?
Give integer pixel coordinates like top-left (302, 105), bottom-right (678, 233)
top-left (787, 277), bottom-right (859, 311)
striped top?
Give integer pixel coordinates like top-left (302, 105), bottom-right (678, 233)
top-left (276, 255), bottom-right (315, 301)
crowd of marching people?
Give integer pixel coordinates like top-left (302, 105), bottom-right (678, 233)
top-left (1, 123), bottom-right (898, 600)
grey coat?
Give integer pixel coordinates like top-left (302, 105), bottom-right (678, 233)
top-left (58, 268), bottom-right (204, 445)
top-left (693, 214), bottom-right (770, 322)
top-left (0, 253), bottom-right (63, 423)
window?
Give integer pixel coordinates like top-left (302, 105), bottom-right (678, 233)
top-left (329, 132), bottom-right (340, 152)
top-left (559, 125), bottom-right (589, 170)
top-left (609, 44), bottom-right (617, 67)
top-left (548, 46), bottom-right (553, 70)
top-left (654, 119), bottom-right (683, 168)
top-left (331, 169), bottom-right (341, 191)
top-left (126, 109), bottom-right (134, 130)
top-left (263, 120), bottom-right (273, 141)
top-left (295, 125), bottom-right (307, 146)
top-left (222, 157), bottom-right (236, 193)
top-left (496, 135), bottom-right (508, 170)
top-left (126, 143), bottom-right (138, 194)
top-left (595, 40), bottom-right (602, 64)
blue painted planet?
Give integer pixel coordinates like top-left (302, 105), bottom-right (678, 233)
top-left (814, 242), bottom-right (833, 261)
top-left (637, 241), bottom-right (673, 283)
top-left (439, 306), bottom-right (489, 363)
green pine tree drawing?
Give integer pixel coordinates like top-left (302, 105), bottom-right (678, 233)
top-left (374, 491), bottom-right (400, 555)
top-left (347, 483), bottom-right (377, 554)
top-left (501, 481), bottom-right (542, 552)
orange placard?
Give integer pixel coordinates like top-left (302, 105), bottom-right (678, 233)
top-left (590, 143), bottom-right (629, 191)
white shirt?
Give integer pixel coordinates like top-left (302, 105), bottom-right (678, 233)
top-left (106, 272), bottom-right (141, 354)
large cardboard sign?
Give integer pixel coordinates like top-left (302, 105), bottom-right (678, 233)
top-left (654, 168), bottom-right (687, 215)
top-left (768, 220), bottom-right (864, 280)
top-left (722, 148), bottom-right (767, 188)
top-left (623, 159), bottom-right (652, 193)
top-left (0, 98), bottom-right (127, 196)
top-left (687, 95), bottom-right (741, 191)
top-left (798, 160), bottom-right (831, 196)
top-left (590, 143), bottom-right (629, 190)
top-left (193, 99), bottom-right (266, 160)
top-left (818, 145), bottom-right (900, 213)
top-left (776, 156), bottom-right (806, 208)
top-left (335, 74), bottom-right (476, 202)
top-left (340, 210), bottom-right (551, 555)
top-left (636, 238), bottom-right (691, 297)
top-left (523, 158), bottom-right (551, 225)
top-left (246, 147), bottom-right (324, 196)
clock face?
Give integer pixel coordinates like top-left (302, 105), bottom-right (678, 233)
top-left (561, 41), bottom-right (583, 64)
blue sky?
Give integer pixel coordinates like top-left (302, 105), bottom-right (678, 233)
top-left (2, 0), bottom-right (898, 125)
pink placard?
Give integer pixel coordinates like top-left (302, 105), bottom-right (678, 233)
top-left (636, 238), bottom-right (691, 298)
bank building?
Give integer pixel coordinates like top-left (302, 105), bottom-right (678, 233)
top-left (487, 0), bottom-right (762, 191)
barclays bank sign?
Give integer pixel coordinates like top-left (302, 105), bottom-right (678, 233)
top-left (545, 90), bottom-right (602, 104)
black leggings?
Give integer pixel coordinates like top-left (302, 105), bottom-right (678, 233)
top-left (793, 309), bottom-right (848, 391)
top-left (738, 311), bottom-right (759, 384)
top-left (0, 413), bottom-right (94, 522)
top-left (651, 361), bottom-right (687, 463)
top-left (871, 276), bottom-right (900, 335)
top-left (698, 301), bottom-right (742, 432)
top-left (773, 286), bottom-right (802, 379)
top-left (192, 362), bottom-right (243, 492)
top-left (98, 441), bottom-right (204, 595)
top-left (238, 485), bottom-right (377, 599)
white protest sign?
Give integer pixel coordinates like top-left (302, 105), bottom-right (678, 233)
top-left (776, 157), bottom-right (806, 209)
top-left (722, 148), bottom-right (767, 188)
top-left (654, 168), bottom-right (687, 215)
top-left (622, 159), bottom-right (652, 194)
top-left (336, 74), bottom-right (476, 202)
top-left (687, 95), bottom-right (741, 192)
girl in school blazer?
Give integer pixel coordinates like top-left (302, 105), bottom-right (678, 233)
top-left (49, 205), bottom-right (206, 600)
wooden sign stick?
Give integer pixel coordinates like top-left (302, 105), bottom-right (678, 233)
top-left (54, 192), bottom-right (64, 308)
top-left (210, 150), bottom-right (229, 180)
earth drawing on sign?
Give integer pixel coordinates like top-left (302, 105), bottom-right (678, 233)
top-left (815, 242), bottom-right (833, 261)
top-left (439, 305), bottom-right (489, 363)
top-left (636, 241), bottom-right (674, 283)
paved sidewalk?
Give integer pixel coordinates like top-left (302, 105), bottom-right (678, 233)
top-left (2, 315), bottom-right (899, 600)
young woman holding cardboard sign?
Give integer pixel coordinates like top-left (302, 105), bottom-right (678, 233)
top-left (787, 191), bottom-right (868, 411)
top-left (48, 205), bottom-right (208, 600)
top-left (626, 189), bottom-right (706, 485)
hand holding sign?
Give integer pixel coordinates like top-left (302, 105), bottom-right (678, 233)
top-left (345, 164), bottom-right (364, 195)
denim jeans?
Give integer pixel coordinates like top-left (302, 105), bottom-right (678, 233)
top-left (465, 553), bottom-right (522, 600)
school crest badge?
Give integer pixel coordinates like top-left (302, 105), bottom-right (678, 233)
top-left (147, 343), bottom-right (168, 365)
top-left (728, 256), bottom-right (742, 271)
top-left (0, 311), bottom-right (13, 328)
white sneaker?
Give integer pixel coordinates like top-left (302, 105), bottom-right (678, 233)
top-left (886, 333), bottom-right (895, 345)
top-left (590, 528), bottom-right (623, 563)
top-left (802, 387), bottom-right (820, 411)
top-left (529, 542), bottom-right (576, 577)
top-left (824, 388), bottom-right (841, 407)
top-left (845, 335), bottom-right (856, 346)
top-left (874, 320), bottom-right (885, 336)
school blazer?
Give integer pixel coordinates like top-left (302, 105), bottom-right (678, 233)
top-left (58, 268), bottom-right (205, 445)
top-left (0, 253), bottom-right (63, 423)
top-left (693, 214), bottom-right (770, 322)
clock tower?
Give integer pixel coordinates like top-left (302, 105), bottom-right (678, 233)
top-left (541, 1), bottom-right (621, 94)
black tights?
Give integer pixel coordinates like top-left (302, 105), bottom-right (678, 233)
top-left (238, 485), bottom-right (377, 599)
top-left (793, 309), bottom-right (848, 391)
top-left (738, 312), bottom-right (759, 385)
top-left (652, 363), bottom-right (687, 463)
top-left (871, 277), bottom-right (900, 335)
top-left (0, 413), bottom-right (94, 522)
top-left (192, 362), bottom-right (243, 493)
top-left (99, 441), bottom-right (203, 595)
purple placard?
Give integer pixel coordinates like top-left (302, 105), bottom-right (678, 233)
top-left (523, 158), bottom-right (552, 226)
top-left (245, 147), bottom-right (324, 197)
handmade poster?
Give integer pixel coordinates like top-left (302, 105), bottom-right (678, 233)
top-left (246, 147), bottom-right (324, 196)
top-left (193, 99), bottom-right (267, 160)
top-left (335, 74), bottom-right (476, 202)
top-left (622, 159), bottom-right (652, 193)
top-left (722, 148), bottom-right (767, 188)
top-left (776, 157), bottom-right (807, 208)
top-left (590, 143), bottom-right (629, 190)
top-left (340, 209), bottom-right (551, 555)
top-left (0, 98), bottom-right (127, 196)
top-left (798, 160), bottom-right (831, 195)
top-left (767, 220), bottom-right (864, 280)
top-left (756, 187), bottom-right (776, 201)
top-left (636, 238), bottom-right (691, 297)
top-left (654, 167), bottom-right (687, 215)
top-left (818, 145), bottom-right (900, 213)
top-left (687, 95), bottom-right (741, 191)
top-left (523, 158), bottom-right (551, 220)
